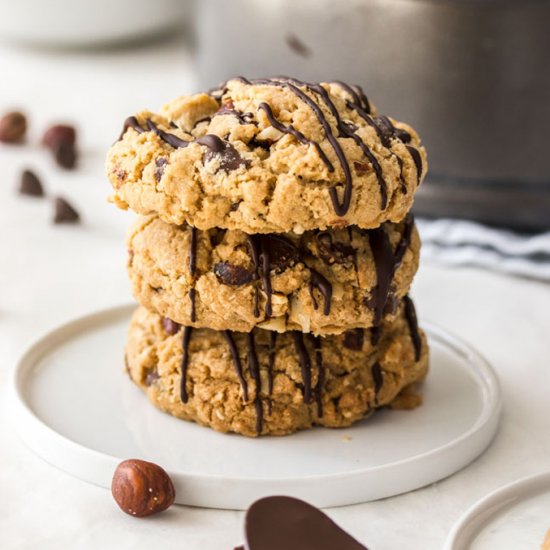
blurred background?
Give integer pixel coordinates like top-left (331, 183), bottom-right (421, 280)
top-left (0, 0), bottom-right (549, 282)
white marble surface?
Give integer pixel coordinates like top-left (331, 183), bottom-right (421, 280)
top-left (1, 35), bottom-right (549, 550)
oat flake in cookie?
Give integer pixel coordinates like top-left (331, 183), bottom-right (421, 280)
top-left (107, 77), bottom-right (427, 234)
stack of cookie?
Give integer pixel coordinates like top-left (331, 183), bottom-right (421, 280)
top-left (107, 77), bottom-right (429, 437)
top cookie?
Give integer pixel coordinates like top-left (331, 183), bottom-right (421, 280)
top-left (107, 77), bottom-right (427, 234)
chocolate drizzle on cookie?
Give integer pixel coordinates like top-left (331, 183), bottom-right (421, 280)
top-left (312, 336), bottom-right (324, 417)
top-left (267, 332), bottom-right (277, 414)
top-left (250, 77), bottom-right (355, 216)
top-left (331, 81), bottom-right (371, 113)
top-left (180, 326), bottom-right (193, 403)
top-left (403, 295), bottom-right (422, 361)
top-left (367, 214), bottom-right (414, 339)
top-left (224, 331), bottom-right (249, 402)
top-left (308, 269), bottom-right (332, 315)
top-left (246, 332), bottom-right (263, 434)
top-left (188, 225), bottom-right (198, 322)
top-left (119, 116), bottom-right (145, 140)
top-left (302, 81), bottom-right (387, 211)
top-left (367, 227), bottom-right (397, 329)
top-left (292, 332), bottom-right (313, 405)
top-left (343, 100), bottom-right (415, 193)
top-left (258, 102), bottom-right (333, 169)
top-left (406, 145), bottom-right (423, 184)
top-left (371, 362), bottom-right (383, 403)
top-left (220, 330), bottom-right (323, 433)
top-left (245, 234), bottom-right (302, 320)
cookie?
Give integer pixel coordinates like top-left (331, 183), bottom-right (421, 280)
top-left (125, 299), bottom-right (428, 437)
top-left (107, 77), bottom-right (427, 234)
top-left (127, 214), bottom-right (419, 335)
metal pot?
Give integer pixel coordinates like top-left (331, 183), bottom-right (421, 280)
top-left (196, 0), bottom-right (550, 229)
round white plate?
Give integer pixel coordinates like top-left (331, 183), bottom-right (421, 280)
top-left (12, 304), bottom-right (501, 510)
top-left (445, 471), bottom-right (550, 550)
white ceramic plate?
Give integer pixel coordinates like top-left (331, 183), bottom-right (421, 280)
top-left (445, 471), bottom-right (550, 549)
top-left (12, 304), bottom-right (501, 510)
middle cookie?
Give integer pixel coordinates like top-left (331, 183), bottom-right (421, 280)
top-left (127, 214), bottom-right (419, 335)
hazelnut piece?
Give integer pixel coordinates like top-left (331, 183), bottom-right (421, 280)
top-left (0, 111), bottom-right (27, 143)
top-left (111, 459), bottom-right (175, 517)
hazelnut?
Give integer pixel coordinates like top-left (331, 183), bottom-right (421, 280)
top-left (42, 124), bottom-right (76, 149)
top-left (0, 111), bottom-right (27, 143)
top-left (111, 459), bottom-right (175, 517)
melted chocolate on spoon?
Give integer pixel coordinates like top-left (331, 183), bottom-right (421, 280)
top-left (241, 496), bottom-right (368, 550)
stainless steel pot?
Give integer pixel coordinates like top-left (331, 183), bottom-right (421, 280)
top-left (196, 0), bottom-right (550, 230)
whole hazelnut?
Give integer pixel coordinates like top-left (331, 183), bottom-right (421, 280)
top-left (111, 459), bottom-right (175, 517)
top-left (0, 111), bottom-right (27, 143)
top-left (42, 124), bottom-right (76, 149)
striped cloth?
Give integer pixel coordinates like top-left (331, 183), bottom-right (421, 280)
top-left (417, 218), bottom-right (550, 281)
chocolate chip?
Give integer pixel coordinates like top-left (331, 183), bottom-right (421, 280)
top-left (261, 235), bottom-right (300, 273)
top-left (19, 170), bottom-right (44, 197)
top-left (215, 100), bottom-right (235, 115)
top-left (343, 329), bottom-right (364, 351)
top-left (197, 134), bottom-right (250, 172)
top-left (372, 116), bottom-right (412, 146)
top-left (315, 232), bottom-right (355, 265)
top-left (353, 161), bottom-right (370, 175)
top-left (42, 124), bottom-right (76, 149)
top-left (249, 137), bottom-right (273, 150)
top-left (161, 317), bottom-right (181, 335)
top-left (0, 111), bottom-right (27, 143)
top-left (54, 141), bottom-right (77, 169)
top-left (214, 262), bottom-right (254, 285)
top-left (208, 228), bottom-right (227, 247)
top-left (215, 101), bottom-right (255, 125)
top-left (53, 197), bottom-right (80, 224)
top-left (154, 158), bottom-right (167, 182)
top-left (145, 370), bottom-right (160, 386)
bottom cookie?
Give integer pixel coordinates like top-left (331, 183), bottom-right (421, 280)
top-left (125, 301), bottom-right (429, 437)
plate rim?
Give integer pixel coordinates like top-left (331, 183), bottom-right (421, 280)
top-left (10, 303), bottom-right (503, 507)
top-left (444, 469), bottom-right (550, 549)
